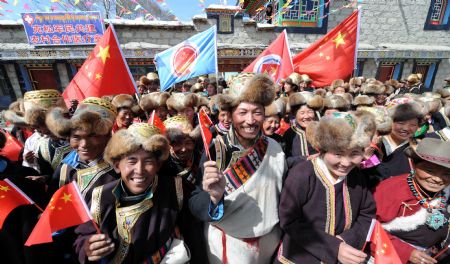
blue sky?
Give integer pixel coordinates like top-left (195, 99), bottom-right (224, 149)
top-left (0, 0), bottom-right (231, 21)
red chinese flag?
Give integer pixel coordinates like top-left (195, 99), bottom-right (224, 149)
top-left (0, 179), bottom-right (34, 229)
top-left (149, 110), bottom-right (166, 134)
top-left (292, 9), bottom-right (360, 87)
top-left (198, 109), bottom-right (213, 159)
top-left (25, 182), bottom-right (92, 246)
top-left (370, 220), bottom-right (402, 264)
top-left (243, 29), bottom-right (293, 83)
top-left (62, 25), bottom-right (137, 106)
top-left (0, 131), bottom-right (24, 161)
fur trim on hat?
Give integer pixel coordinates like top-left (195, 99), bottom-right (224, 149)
top-left (25, 105), bottom-right (47, 128)
top-left (191, 83), bottom-right (203, 93)
top-left (209, 94), bottom-right (233, 115)
top-left (45, 107), bottom-right (72, 138)
top-left (71, 110), bottom-right (113, 136)
top-left (288, 92), bottom-right (306, 109)
top-left (111, 94), bottom-right (135, 109)
top-left (331, 79), bottom-right (345, 90)
top-left (234, 74), bottom-right (275, 107)
top-left (3, 110), bottom-right (26, 127)
top-left (139, 92), bottom-right (170, 113)
top-left (301, 92), bottom-right (324, 111)
top-left (146, 72), bottom-right (159, 81)
top-left (287, 73), bottom-right (302, 86)
top-left (353, 95), bottom-right (375, 107)
top-left (166, 93), bottom-right (199, 112)
top-left (314, 88), bottom-right (327, 98)
top-left (140, 76), bottom-right (151, 86)
top-left (323, 95), bottom-right (350, 111)
top-left (362, 83), bottom-right (385, 95)
top-left (420, 93), bottom-right (442, 114)
top-left (356, 106), bottom-right (392, 135)
top-left (265, 98), bottom-right (286, 117)
top-left (349, 77), bottom-right (362, 87)
top-left (197, 95), bottom-right (209, 108)
top-left (436, 88), bottom-right (450, 98)
top-left (104, 130), bottom-right (169, 165)
top-left (445, 103), bottom-right (450, 119)
top-left (390, 102), bottom-right (424, 122)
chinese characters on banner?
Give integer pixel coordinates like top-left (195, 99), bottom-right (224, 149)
top-left (21, 12), bottom-right (104, 46)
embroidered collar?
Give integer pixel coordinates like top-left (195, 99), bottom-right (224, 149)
top-left (382, 135), bottom-right (408, 156)
top-left (62, 150), bottom-right (104, 169)
top-left (113, 178), bottom-right (156, 204)
top-left (316, 157), bottom-right (346, 185)
top-left (226, 126), bottom-right (261, 151)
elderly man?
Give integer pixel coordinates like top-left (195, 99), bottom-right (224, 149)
top-left (189, 73), bottom-right (287, 263)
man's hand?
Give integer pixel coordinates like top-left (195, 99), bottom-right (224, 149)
top-left (202, 161), bottom-right (225, 205)
top-left (337, 242), bottom-right (367, 264)
top-left (24, 151), bottom-right (35, 164)
top-left (409, 249), bottom-right (437, 264)
top-left (84, 234), bottom-right (115, 262)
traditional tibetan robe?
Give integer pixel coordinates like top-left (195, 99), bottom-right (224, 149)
top-left (282, 124), bottom-right (317, 168)
top-left (50, 151), bottom-right (119, 204)
top-left (426, 127), bottom-right (450, 141)
top-left (276, 158), bottom-right (375, 263)
top-left (210, 123), bottom-right (229, 138)
top-left (373, 174), bottom-right (450, 263)
top-left (159, 151), bottom-right (208, 263)
top-left (190, 128), bottom-right (287, 264)
top-left (36, 137), bottom-right (71, 182)
top-left (74, 176), bottom-right (188, 264)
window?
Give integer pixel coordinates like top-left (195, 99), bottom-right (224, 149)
top-left (376, 61), bottom-right (403, 82)
top-left (412, 60), bottom-right (440, 91)
top-left (424, 0), bottom-right (450, 30)
top-left (219, 15), bottom-right (232, 33)
top-left (272, 0), bottom-right (328, 33)
top-left (26, 65), bottom-right (59, 90)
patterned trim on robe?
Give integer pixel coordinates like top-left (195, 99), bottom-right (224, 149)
top-left (59, 164), bottom-right (69, 188)
top-left (312, 158), bottom-right (353, 236)
top-left (436, 128), bottom-right (449, 141)
top-left (90, 185), bottom-right (103, 225)
top-left (292, 125), bottom-right (309, 156)
top-left (174, 176), bottom-right (184, 210)
top-left (77, 161), bottom-right (114, 198)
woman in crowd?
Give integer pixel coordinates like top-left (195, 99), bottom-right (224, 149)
top-left (209, 94), bottom-right (233, 137)
top-left (263, 98), bottom-right (287, 143)
top-left (277, 112), bottom-right (376, 263)
top-left (111, 94), bottom-right (137, 133)
top-left (75, 123), bottom-right (189, 264)
top-left (373, 138), bottom-right (450, 264)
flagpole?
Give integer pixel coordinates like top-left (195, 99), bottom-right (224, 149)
top-left (4, 178), bottom-right (43, 212)
top-left (433, 245), bottom-right (449, 260)
top-left (353, 6), bottom-right (362, 77)
top-left (71, 182), bottom-right (102, 235)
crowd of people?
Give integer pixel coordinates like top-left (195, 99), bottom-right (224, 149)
top-left (0, 70), bottom-right (450, 264)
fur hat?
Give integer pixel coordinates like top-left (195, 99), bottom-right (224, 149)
top-left (265, 97), bottom-right (287, 117)
top-left (323, 95), bottom-right (350, 111)
top-left (197, 95), bottom-right (209, 108)
top-left (362, 83), bottom-right (385, 95)
top-left (166, 93), bottom-right (199, 112)
top-left (111, 94), bottom-right (135, 110)
top-left (436, 87), bottom-right (450, 98)
top-left (300, 74), bottom-right (313, 84)
top-left (385, 79), bottom-right (400, 89)
top-left (190, 83), bottom-right (203, 93)
top-left (5, 89), bottom-right (66, 128)
top-left (420, 92), bottom-right (442, 114)
top-left (139, 92), bottom-right (170, 113)
top-left (314, 88), bottom-right (327, 98)
top-left (330, 79), bottom-right (349, 93)
top-left (46, 97), bottom-right (117, 139)
top-left (407, 74), bottom-right (420, 85)
top-left (146, 72), bottom-right (159, 81)
top-left (139, 75), bottom-right (152, 86)
top-left (388, 100), bottom-right (424, 123)
top-left (356, 106), bottom-right (392, 135)
top-left (104, 123), bottom-right (169, 164)
top-left (445, 102), bottom-right (450, 119)
top-left (286, 73), bottom-right (302, 86)
top-left (209, 94), bottom-right (233, 115)
top-left (228, 73), bottom-right (275, 107)
top-left (309, 112), bottom-right (375, 153)
top-left (349, 77), bottom-right (363, 87)
top-left (3, 99), bottom-right (26, 126)
top-left (163, 115), bottom-right (201, 142)
top-left (353, 95), bottom-right (375, 107)
top-left (288, 92), bottom-right (323, 113)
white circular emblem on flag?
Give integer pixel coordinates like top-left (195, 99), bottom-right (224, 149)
top-left (253, 54), bottom-right (282, 80)
top-left (171, 41), bottom-right (199, 77)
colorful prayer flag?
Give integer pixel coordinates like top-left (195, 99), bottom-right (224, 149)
top-left (0, 179), bottom-right (35, 229)
top-left (155, 26), bottom-right (218, 92)
top-left (25, 182), bottom-right (93, 246)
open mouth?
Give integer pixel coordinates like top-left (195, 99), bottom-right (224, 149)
top-left (130, 176), bottom-right (147, 184)
top-left (242, 126), bottom-right (258, 134)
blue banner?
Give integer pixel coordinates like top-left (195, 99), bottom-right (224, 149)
top-left (155, 26), bottom-right (218, 92)
top-left (21, 12), bottom-right (104, 46)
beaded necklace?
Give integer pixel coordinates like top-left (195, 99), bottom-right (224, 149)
top-left (407, 173), bottom-right (448, 230)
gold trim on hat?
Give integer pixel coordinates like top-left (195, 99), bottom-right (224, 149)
top-left (128, 123), bottom-right (161, 138)
top-left (81, 97), bottom-right (118, 116)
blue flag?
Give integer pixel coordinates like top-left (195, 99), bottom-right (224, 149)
top-left (155, 26), bottom-right (218, 91)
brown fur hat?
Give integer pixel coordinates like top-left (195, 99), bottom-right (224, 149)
top-left (330, 79), bottom-right (349, 93)
top-left (139, 75), bottom-right (152, 86)
top-left (362, 83), bottom-right (385, 95)
top-left (436, 87), bottom-right (450, 98)
top-left (139, 92), bottom-right (170, 113)
top-left (445, 102), bottom-right (450, 119)
top-left (323, 95), bottom-right (350, 111)
top-left (286, 72), bottom-right (302, 86)
top-left (209, 94), bottom-right (233, 115)
top-left (228, 73), bottom-right (275, 107)
top-left (357, 106), bottom-right (392, 135)
top-left (288, 92), bottom-right (323, 113)
top-left (166, 93), bottom-right (198, 112)
top-left (111, 94), bottom-right (135, 110)
top-left (314, 88), bottom-right (327, 98)
top-left (353, 95), bottom-right (375, 107)
top-left (407, 74), bottom-right (420, 85)
top-left (104, 123), bottom-right (169, 165)
top-left (46, 97), bottom-right (116, 139)
top-left (420, 92), bottom-right (442, 114)
top-left (163, 115), bottom-right (201, 143)
top-left (265, 97), bottom-right (287, 117)
top-left (146, 72), bottom-right (159, 81)
top-left (349, 77), bottom-right (363, 87)
top-left (311, 112), bottom-right (375, 153)
top-left (389, 101), bottom-right (425, 123)
top-left (191, 83), bottom-right (203, 93)
top-left (3, 99), bottom-right (26, 126)
top-left (197, 95), bottom-right (209, 108)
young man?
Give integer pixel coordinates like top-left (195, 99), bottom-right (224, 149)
top-left (189, 73), bottom-right (287, 263)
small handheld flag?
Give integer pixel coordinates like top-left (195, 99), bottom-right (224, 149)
top-left (0, 130), bottom-right (24, 162)
top-left (148, 110), bottom-right (166, 134)
top-left (198, 108), bottom-right (213, 160)
top-left (0, 179), bottom-right (37, 229)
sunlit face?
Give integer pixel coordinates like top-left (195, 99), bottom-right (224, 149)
top-left (218, 110), bottom-right (231, 130)
top-left (323, 148), bottom-right (364, 178)
top-left (70, 129), bottom-right (110, 163)
top-left (390, 119), bottom-right (419, 142)
top-left (170, 135), bottom-right (195, 163)
top-left (284, 82), bottom-right (294, 94)
top-left (116, 108), bottom-right (133, 128)
top-left (207, 84), bottom-right (217, 96)
top-left (262, 115), bottom-right (280, 136)
top-left (333, 87), bottom-right (346, 94)
top-left (295, 105), bottom-right (315, 129)
top-left (414, 161), bottom-right (450, 193)
top-left (115, 149), bottom-right (161, 195)
top-left (178, 107), bottom-right (195, 125)
top-left (232, 102), bottom-right (264, 141)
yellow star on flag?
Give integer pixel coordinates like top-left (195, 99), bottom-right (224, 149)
top-left (95, 73), bottom-right (102, 80)
top-left (61, 192), bottom-right (72, 203)
top-left (0, 185), bottom-right (10, 192)
top-left (87, 72), bottom-right (93, 78)
top-left (326, 56), bottom-right (331, 61)
top-left (96, 45), bottom-right (111, 64)
top-left (319, 52), bottom-right (324, 57)
top-left (333, 31), bottom-right (346, 48)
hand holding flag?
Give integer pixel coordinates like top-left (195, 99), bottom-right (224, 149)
top-left (198, 108), bottom-right (213, 160)
top-left (367, 220), bottom-right (402, 264)
top-left (25, 182), bottom-right (98, 246)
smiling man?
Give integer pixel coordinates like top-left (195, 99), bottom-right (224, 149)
top-left (189, 73), bottom-right (287, 263)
